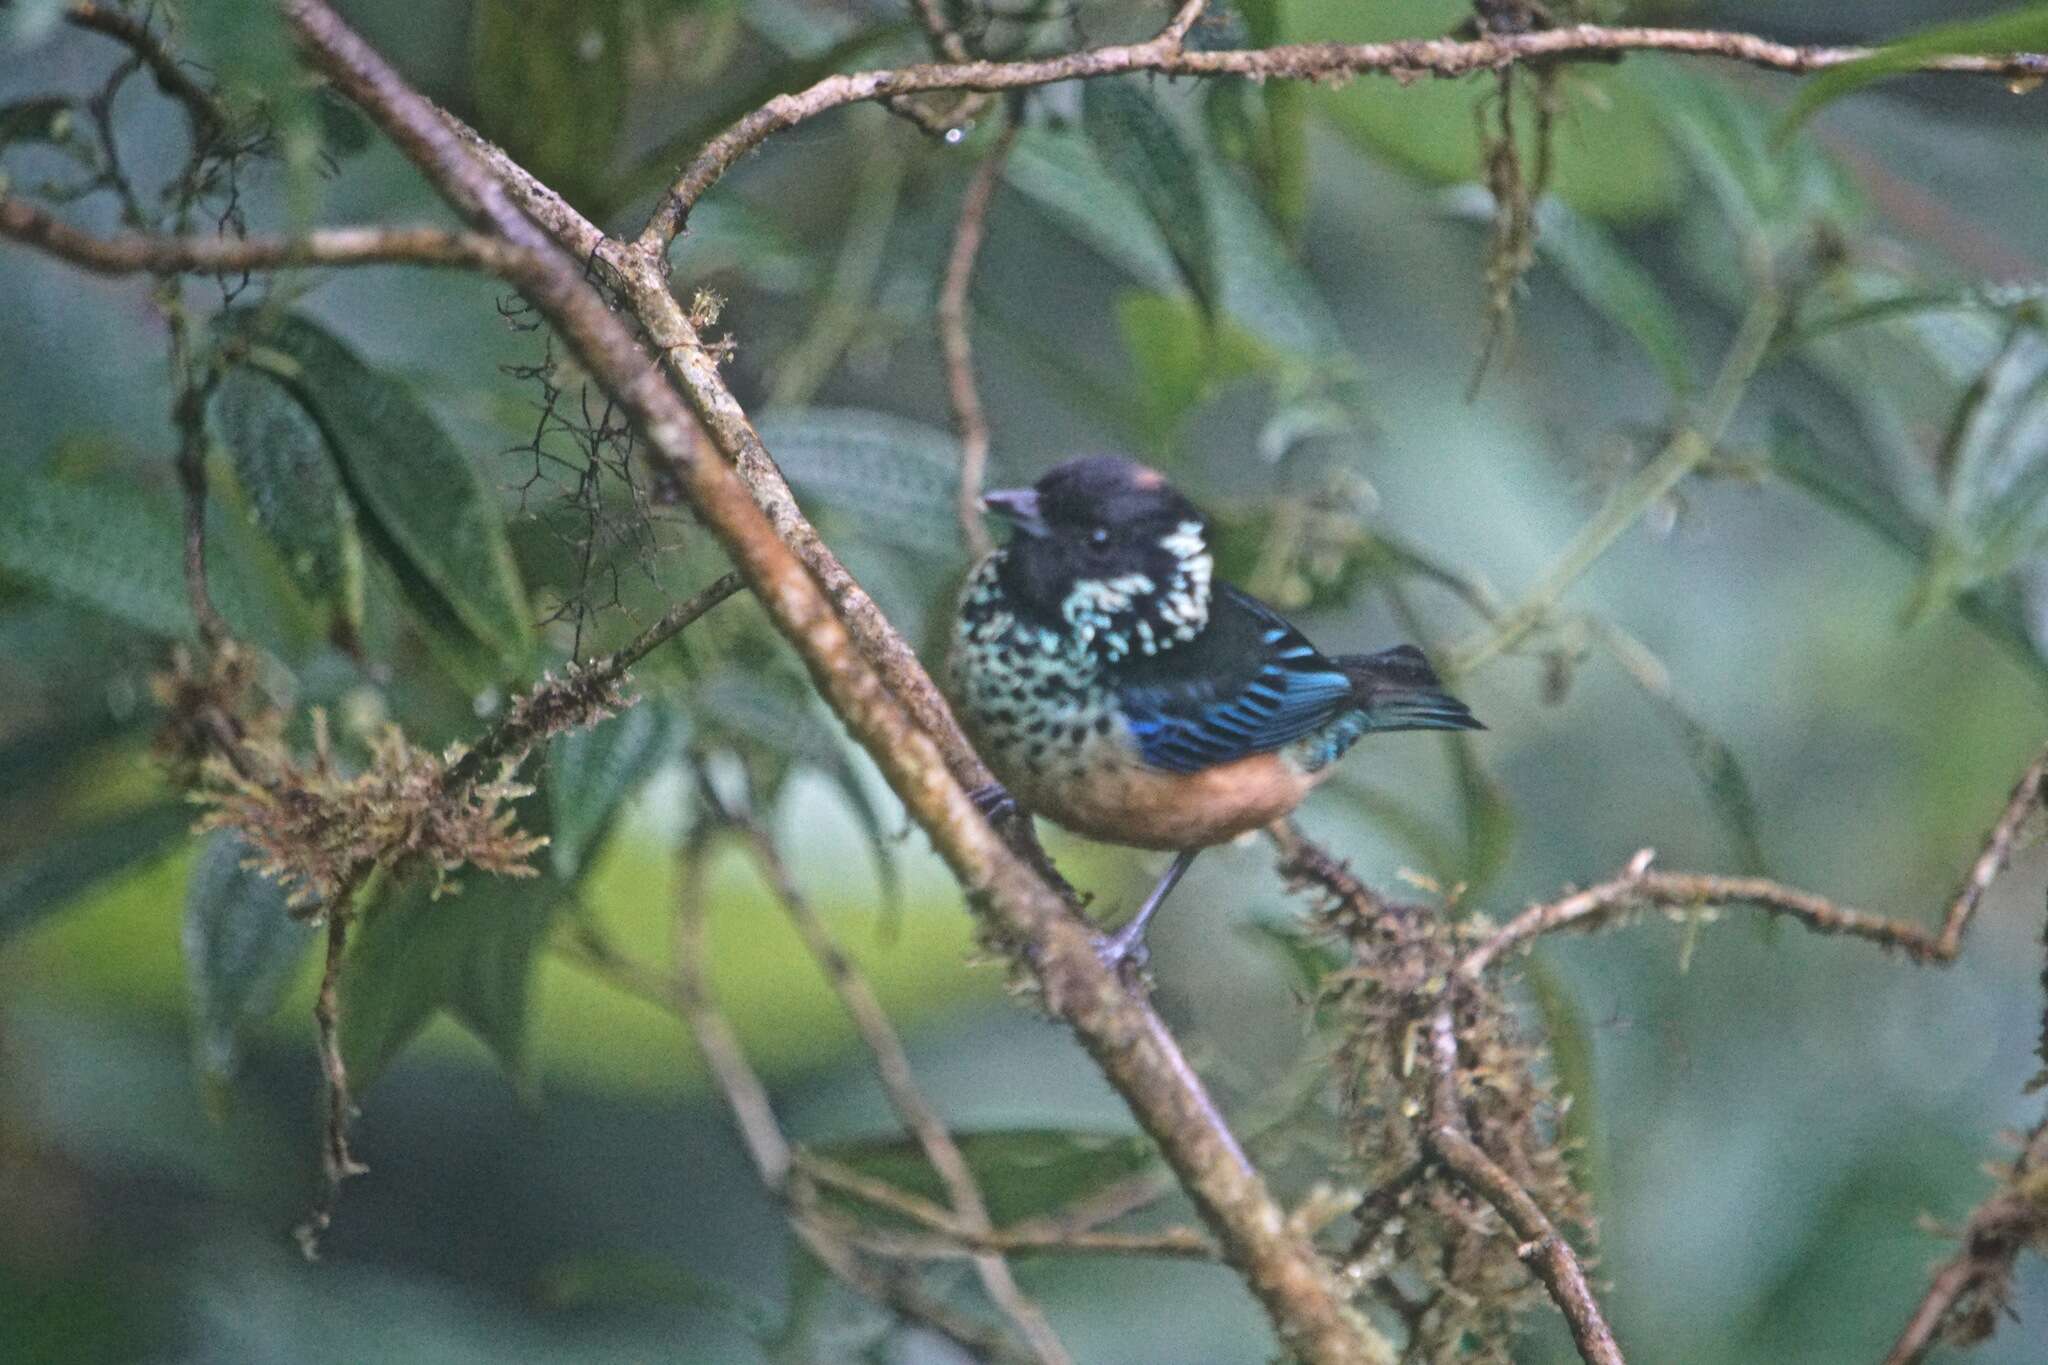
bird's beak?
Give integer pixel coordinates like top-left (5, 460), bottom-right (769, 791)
top-left (980, 487), bottom-right (1048, 538)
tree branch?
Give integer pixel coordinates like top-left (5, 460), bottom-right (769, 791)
top-left (280, 6), bottom-right (1383, 1360)
top-left (1425, 1009), bottom-right (1625, 1365)
top-left (0, 194), bottom-right (524, 276)
top-left (444, 571), bottom-right (745, 791)
top-left (634, 25), bottom-right (2048, 249)
top-left (1459, 843), bottom-right (2006, 978)
top-left (65, 2), bottom-right (229, 147)
top-left (1938, 740), bottom-right (2048, 954)
top-left (1882, 1114), bottom-right (2048, 1365)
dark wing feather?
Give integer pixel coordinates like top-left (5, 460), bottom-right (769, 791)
top-left (1113, 585), bottom-right (1357, 774)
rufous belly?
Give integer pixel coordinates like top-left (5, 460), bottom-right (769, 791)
top-left (1006, 748), bottom-right (1320, 851)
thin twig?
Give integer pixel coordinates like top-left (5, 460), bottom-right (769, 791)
top-left (1882, 1114), bottom-right (2048, 1365)
top-left (670, 826), bottom-right (793, 1186)
top-left (634, 27), bottom-right (2048, 248)
top-left (668, 827), bottom-right (1035, 1364)
top-left (295, 872), bottom-right (370, 1259)
top-left (727, 812), bottom-right (1071, 1364)
top-left (1448, 289), bottom-right (1784, 677)
top-left (800, 1153), bottom-right (1218, 1262)
top-left (905, 0), bottom-right (973, 63)
top-left (939, 117), bottom-right (1018, 560)
top-left (1464, 737), bottom-right (2046, 974)
top-left (1462, 850), bottom-right (1984, 977)
top-left (65, 2), bottom-right (229, 145)
top-left (1157, 0), bottom-right (1212, 51)
top-left (445, 571), bottom-right (744, 790)
top-left (1425, 1010), bottom-right (1625, 1365)
top-left (165, 310), bottom-right (229, 650)
top-left (0, 195), bottom-right (524, 275)
top-left (1939, 741), bottom-right (2048, 952)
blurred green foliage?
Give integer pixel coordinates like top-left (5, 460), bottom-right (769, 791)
top-left (3, 0), bottom-right (2047, 1362)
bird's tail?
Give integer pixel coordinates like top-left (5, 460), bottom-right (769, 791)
top-left (1337, 645), bottom-right (1484, 733)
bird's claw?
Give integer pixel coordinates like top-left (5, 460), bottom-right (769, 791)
top-left (969, 781), bottom-right (1019, 823)
top-left (1093, 922), bottom-right (1151, 977)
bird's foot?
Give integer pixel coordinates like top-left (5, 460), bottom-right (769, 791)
top-left (968, 781), bottom-right (1019, 823)
top-left (1092, 920), bottom-right (1152, 977)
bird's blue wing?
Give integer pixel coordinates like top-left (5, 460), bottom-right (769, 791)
top-left (1114, 586), bottom-right (1358, 774)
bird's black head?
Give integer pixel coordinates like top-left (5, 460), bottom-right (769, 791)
top-left (982, 456), bottom-right (1213, 658)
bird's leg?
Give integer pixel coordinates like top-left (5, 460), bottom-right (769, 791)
top-left (1098, 848), bottom-right (1199, 969)
top-left (968, 781), bottom-right (1019, 823)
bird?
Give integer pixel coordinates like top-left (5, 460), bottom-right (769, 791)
top-left (948, 454), bottom-right (1482, 966)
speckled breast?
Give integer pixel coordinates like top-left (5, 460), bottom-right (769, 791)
top-left (949, 559), bottom-right (1132, 800)
top-left (947, 558), bottom-right (1318, 851)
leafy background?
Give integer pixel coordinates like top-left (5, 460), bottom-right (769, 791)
top-left (3, 0), bottom-right (2047, 1361)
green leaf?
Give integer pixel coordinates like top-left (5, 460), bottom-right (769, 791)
top-left (1007, 125), bottom-right (1356, 383)
top-left (1912, 324), bottom-right (2048, 619)
top-left (185, 0), bottom-right (323, 205)
top-left (547, 702), bottom-right (678, 880)
top-left (810, 1128), bottom-right (1157, 1226)
top-left (1196, 150), bottom-right (1353, 366)
top-left (976, 294), bottom-right (1153, 450)
top-left (1006, 126), bottom-right (1181, 289)
top-left (694, 670), bottom-right (899, 912)
top-left (1294, 0), bottom-right (1680, 222)
top-left (1116, 290), bottom-right (1273, 439)
top-left (1231, 0), bottom-right (1308, 237)
top-left (220, 310), bottom-right (533, 670)
top-left (1656, 64), bottom-right (1861, 254)
top-left (1118, 291), bottom-right (1211, 434)
top-left (1449, 732), bottom-right (1515, 895)
top-left (0, 804), bottom-right (189, 944)
top-left (0, 475), bottom-right (314, 651)
top-left (1597, 623), bottom-right (1768, 875)
top-left (754, 409), bottom-right (964, 558)
top-left (1770, 421), bottom-right (2048, 682)
top-left (1446, 189), bottom-right (1692, 396)
top-left (1779, 6), bottom-right (2048, 139)
top-left (209, 366), bottom-right (365, 636)
top-left (182, 832), bottom-right (317, 1090)
top-left (1241, 917), bottom-right (1345, 1000)
top-left (470, 0), bottom-right (628, 213)
top-left (1781, 280), bottom-right (2048, 352)
top-left (340, 871), bottom-right (563, 1094)
top-left (1082, 78), bottom-right (1218, 315)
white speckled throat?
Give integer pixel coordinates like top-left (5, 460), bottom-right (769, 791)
top-left (1057, 519), bottom-right (1213, 662)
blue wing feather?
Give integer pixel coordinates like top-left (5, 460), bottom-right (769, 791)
top-left (1114, 587), bottom-right (1358, 774)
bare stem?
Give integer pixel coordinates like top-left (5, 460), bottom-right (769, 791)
top-left (666, 829), bottom-right (1036, 1362)
top-left (940, 118), bottom-right (1019, 561)
top-left (1449, 290), bottom-right (1784, 677)
top-left (295, 872), bottom-right (371, 1260)
top-left (1882, 1114), bottom-right (2048, 1365)
top-left (0, 195), bottom-right (523, 275)
top-left (728, 812), bottom-right (1072, 1364)
top-left (1425, 1010), bottom-right (1625, 1365)
top-left (1464, 848), bottom-right (1991, 976)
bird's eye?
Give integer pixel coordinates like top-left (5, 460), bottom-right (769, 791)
top-left (1088, 527), bottom-right (1110, 549)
